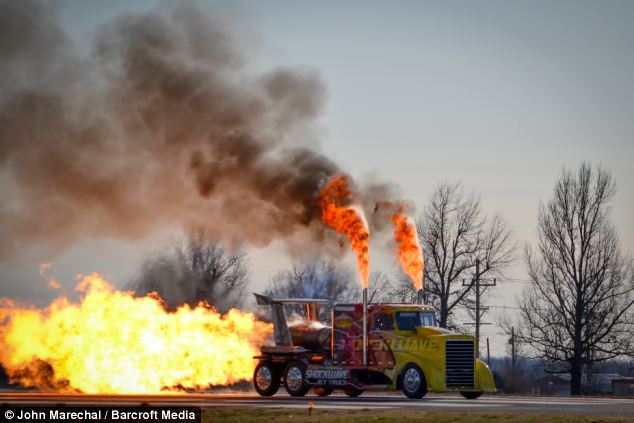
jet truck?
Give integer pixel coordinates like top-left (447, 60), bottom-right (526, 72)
top-left (252, 291), bottom-right (495, 398)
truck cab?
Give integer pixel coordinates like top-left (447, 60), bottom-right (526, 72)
top-left (252, 294), bottom-right (495, 399)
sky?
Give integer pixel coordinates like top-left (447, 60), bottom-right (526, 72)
top-left (1, 0), bottom-right (633, 355)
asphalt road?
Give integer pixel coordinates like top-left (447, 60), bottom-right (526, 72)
top-left (1, 392), bottom-right (633, 418)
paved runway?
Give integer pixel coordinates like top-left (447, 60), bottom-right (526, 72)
top-left (1, 392), bottom-right (633, 418)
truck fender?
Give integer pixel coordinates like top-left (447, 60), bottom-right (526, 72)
top-left (474, 359), bottom-right (496, 393)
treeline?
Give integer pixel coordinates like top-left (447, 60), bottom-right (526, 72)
top-left (489, 356), bottom-right (634, 395)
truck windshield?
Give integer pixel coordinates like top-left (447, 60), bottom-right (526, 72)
top-left (396, 311), bottom-right (437, 330)
top-left (372, 313), bottom-right (395, 331)
top-left (421, 312), bottom-right (436, 327)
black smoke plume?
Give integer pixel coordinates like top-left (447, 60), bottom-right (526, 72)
top-left (0, 1), bottom-right (399, 260)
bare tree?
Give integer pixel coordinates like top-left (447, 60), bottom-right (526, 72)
top-left (417, 182), bottom-right (514, 328)
top-left (265, 261), bottom-right (360, 321)
top-left (517, 163), bottom-right (634, 395)
top-left (132, 234), bottom-right (249, 312)
top-left (380, 272), bottom-right (431, 304)
top-left (368, 271), bottom-right (397, 303)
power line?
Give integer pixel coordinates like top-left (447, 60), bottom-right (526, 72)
top-left (504, 279), bottom-right (533, 284)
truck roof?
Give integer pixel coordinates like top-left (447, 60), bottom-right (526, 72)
top-left (253, 293), bottom-right (330, 306)
top-left (254, 294), bottom-right (436, 312)
top-left (335, 303), bottom-right (436, 312)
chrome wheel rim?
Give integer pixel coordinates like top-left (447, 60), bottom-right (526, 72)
top-left (256, 366), bottom-right (272, 391)
top-left (403, 368), bottom-right (421, 393)
top-left (286, 366), bottom-right (303, 391)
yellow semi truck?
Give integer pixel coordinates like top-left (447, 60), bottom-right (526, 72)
top-left (252, 293), bottom-right (495, 399)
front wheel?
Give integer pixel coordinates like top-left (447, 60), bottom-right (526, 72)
top-left (253, 361), bottom-right (280, 396)
top-left (460, 391), bottom-right (483, 399)
top-left (400, 364), bottom-right (427, 399)
top-left (284, 361), bottom-right (310, 397)
top-left (343, 388), bottom-right (364, 397)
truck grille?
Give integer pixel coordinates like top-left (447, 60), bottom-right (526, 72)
top-left (445, 340), bottom-right (474, 387)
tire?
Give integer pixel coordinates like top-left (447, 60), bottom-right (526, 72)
top-left (343, 388), bottom-right (364, 397)
top-left (400, 364), bottom-right (427, 399)
top-left (460, 391), bottom-right (483, 399)
top-left (284, 361), bottom-right (310, 397)
top-left (253, 361), bottom-right (280, 396)
top-left (313, 387), bottom-right (334, 397)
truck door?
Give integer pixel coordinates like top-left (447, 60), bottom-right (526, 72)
top-left (368, 310), bottom-right (396, 370)
top-left (332, 304), bottom-right (363, 365)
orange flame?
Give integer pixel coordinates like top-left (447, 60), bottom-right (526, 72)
top-left (0, 273), bottom-right (271, 393)
top-left (318, 175), bottom-right (370, 288)
top-left (38, 262), bottom-right (61, 290)
top-left (391, 207), bottom-right (424, 290)
top-left (38, 262), bottom-right (52, 276)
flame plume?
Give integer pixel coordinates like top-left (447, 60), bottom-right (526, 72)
top-left (318, 175), bottom-right (370, 288)
top-left (391, 207), bottom-right (424, 290)
top-left (0, 274), bottom-right (271, 394)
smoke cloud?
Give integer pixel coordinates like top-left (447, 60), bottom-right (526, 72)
top-left (0, 1), bottom-right (399, 260)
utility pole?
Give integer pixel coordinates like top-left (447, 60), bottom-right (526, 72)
top-left (463, 258), bottom-right (496, 358)
top-left (508, 327), bottom-right (516, 392)
top-left (510, 327), bottom-right (516, 372)
top-left (486, 337), bottom-right (491, 366)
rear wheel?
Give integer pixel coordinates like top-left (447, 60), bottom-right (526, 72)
top-left (460, 391), bottom-right (483, 399)
top-left (343, 388), bottom-right (364, 397)
top-left (400, 364), bottom-right (427, 399)
top-left (284, 361), bottom-right (310, 397)
top-left (313, 387), bottom-right (334, 397)
top-left (253, 361), bottom-right (280, 396)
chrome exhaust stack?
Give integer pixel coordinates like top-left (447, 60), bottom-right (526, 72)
top-left (362, 287), bottom-right (368, 366)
